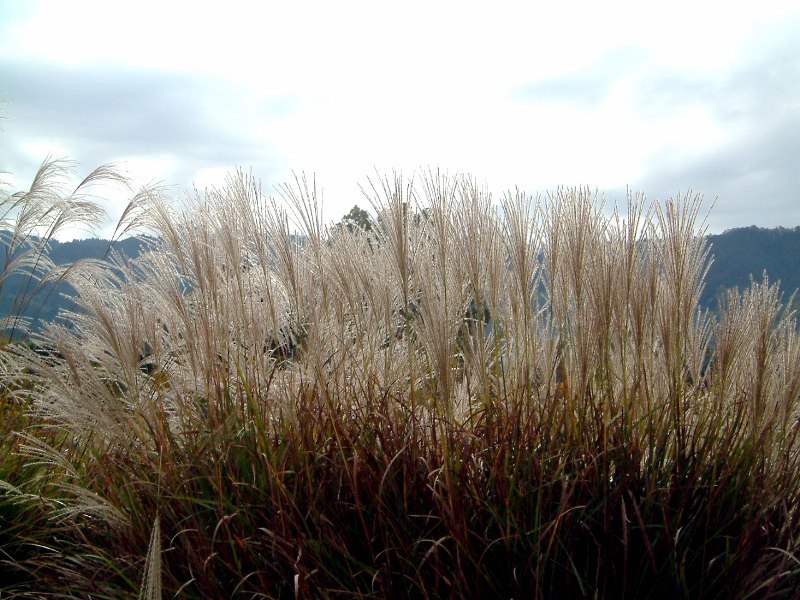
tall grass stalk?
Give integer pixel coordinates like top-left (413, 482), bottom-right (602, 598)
top-left (2, 166), bottom-right (800, 597)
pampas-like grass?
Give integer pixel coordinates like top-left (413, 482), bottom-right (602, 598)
top-left (2, 165), bottom-right (800, 597)
top-left (139, 516), bottom-right (162, 600)
top-left (0, 157), bottom-right (125, 338)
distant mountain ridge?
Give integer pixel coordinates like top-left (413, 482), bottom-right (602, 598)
top-left (0, 235), bottom-right (151, 332)
top-left (702, 226), bottom-right (800, 310)
top-left (2, 227), bottom-right (799, 331)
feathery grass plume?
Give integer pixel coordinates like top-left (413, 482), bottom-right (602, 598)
top-left (412, 170), bottom-right (470, 413)
top-left (0, 157), bottom-right (121, 338)
top-left (608, 193), bottom-right (653, 412)
top-left (650, 193), bottom-right (712, 449)
top-left (4, 167), bottom-right (800, 597)
top-left (497, 187), bottom-right (546, 407)
top-left (450, 176), bottom-right (504, 413)
top-left (139, 516), bottom-right (162, 600)
top-left (0, 157), bottom-right (139, 592)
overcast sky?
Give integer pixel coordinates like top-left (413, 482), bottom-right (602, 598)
top-left (1, 1), bottom-right (799, 238)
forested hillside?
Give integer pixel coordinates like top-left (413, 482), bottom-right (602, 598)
top-left (2, 225), bottom-right (799, 330)
top-left (703, 226), bottom-right (800, 309)
top-left (0, 235), bottom-right (150, 331)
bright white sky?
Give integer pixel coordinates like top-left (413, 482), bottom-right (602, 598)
top-left (1, 0), bottom-right (799, 237)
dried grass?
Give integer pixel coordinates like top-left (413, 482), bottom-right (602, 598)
top-left (2, 163), bottom-right (800, 597)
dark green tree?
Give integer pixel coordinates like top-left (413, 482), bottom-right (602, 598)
top-left (335, 205), bottom-right (373, 233)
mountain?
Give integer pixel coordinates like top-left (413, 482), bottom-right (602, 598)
top-left (2, 227), bottom-right (799, 333)
top-left (702, 226), bottom-right (800, 310)
top-left (0, 235), bottom-right (151, 334)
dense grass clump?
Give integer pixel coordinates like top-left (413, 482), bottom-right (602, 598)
top-left (2, 162), bottom-right (800, 598)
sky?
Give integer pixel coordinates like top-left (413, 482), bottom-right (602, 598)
top-left (1, 0), bottom-right (799, 238)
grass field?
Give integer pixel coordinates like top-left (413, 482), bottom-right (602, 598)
top-left (2, 160), bottom-right (799, 598)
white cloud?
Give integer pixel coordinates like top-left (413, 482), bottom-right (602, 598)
top-left (1, 0), bottom-right (799, 231)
